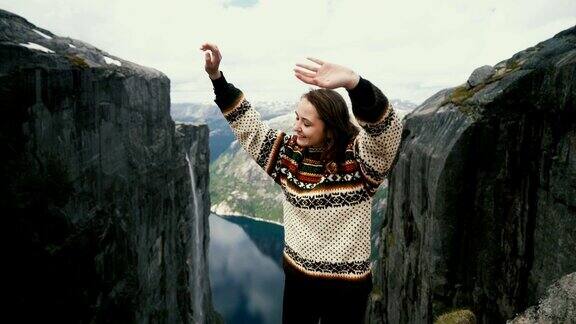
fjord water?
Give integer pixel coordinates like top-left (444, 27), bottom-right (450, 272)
top-left (208, 214), bottom-right (285, 324)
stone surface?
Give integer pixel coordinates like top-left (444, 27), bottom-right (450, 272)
top-left (508, 272), bottom-right (576, 323)
top-left (367, 26), bottom-right (576, 323)
top-left (467, 65), bottom-right (495, 88)
top-left (1, 9), bottom-right (221, 323)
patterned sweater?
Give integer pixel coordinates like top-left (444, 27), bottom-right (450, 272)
top-left (211, 72), bottom-right (403, 282)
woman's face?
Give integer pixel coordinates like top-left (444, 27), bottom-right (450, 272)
top-left (293, 97), bottom-right (326, 148)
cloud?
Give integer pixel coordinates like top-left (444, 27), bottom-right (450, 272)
top-left (1, 0), bottom-right (574, 104)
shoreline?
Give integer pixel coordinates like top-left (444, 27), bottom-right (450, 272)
top-left (210, 211), bottom-right (284, 227)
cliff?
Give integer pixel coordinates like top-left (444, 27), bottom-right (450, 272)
top-left (0, 9), bottom-right (221, 323)
top-left (368, 26), bottom-right (576, 323)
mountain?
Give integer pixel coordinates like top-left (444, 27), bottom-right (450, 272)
top-left (207, 108), bottom-right (291, 223)
top-left (0, 9), bottom-right (221, 323)
top-left (367, 26), bottom-right (576, 323)
top-left (171, 100), bottom-right (296, 162)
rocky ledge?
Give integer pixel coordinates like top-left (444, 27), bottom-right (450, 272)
top-left (368, 26), bottom-right (575, 323)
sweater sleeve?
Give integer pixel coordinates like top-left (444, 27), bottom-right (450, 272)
top-left (211, 72), bottom-right (287, 183)
top-left (346, 76), bottom-right (403, 194)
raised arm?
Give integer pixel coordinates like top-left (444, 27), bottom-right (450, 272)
top-left (346, 77), bottom-right (403, 195)
top-left (200, 43), bottom-right (286, 183)
top-left (294, 57), bottom-right (403, 194)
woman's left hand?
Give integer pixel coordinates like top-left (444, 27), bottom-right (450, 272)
top-left (294, 58), bottom-right (360, 90)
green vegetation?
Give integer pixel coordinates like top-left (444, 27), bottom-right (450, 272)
top-left (450, 86), bottom-right (475, 105)
top-left (370, 285), bottom-right (383, 299)
top-left (66, 54), bottom-right (89, 69)
top-left (436, 84), bottom-right (483, 120)
top-left (209, 152), bottom-right (283, 222)
top-left (439, 56), bottom-right (526, 120)
top-left (386, 232), bottom-right (395, 248)
top-left (434, 309), bottom-right (476, 324)
top-left (486, 59), bottom-right (524, 84)
top-left (506, 58), bottom-right (523, 71)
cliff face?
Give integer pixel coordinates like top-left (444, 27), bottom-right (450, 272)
top-left (1, 10), bottom-right (219, 323)
top-left (368, 27), bottom-right (576, 323)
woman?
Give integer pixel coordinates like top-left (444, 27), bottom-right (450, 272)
top-left (200, 43), bottom-right (403, 324)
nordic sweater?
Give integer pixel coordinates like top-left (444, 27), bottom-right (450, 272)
top-left (211, 72), bottom-right (403, 282)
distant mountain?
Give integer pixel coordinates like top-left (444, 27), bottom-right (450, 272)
top-left (171, 100), bottom-right (297, 122)
top-left (390, 98), bottom-right (419, 111)
top-left (171, 101), bottom-right (296, 162)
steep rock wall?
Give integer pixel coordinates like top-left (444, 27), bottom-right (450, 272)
top-left (1, 9), bottom-right (220, 323)
top-left (368, 26), bottom-right (576, 323)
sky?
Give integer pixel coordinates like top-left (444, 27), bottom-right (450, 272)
top-left (1, 0), bottom-right (574, 105)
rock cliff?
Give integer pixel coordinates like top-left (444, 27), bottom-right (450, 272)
top-left (1, 9), bottom-right (220, 323)
top-left (368, 26), bottom-right (576, 323)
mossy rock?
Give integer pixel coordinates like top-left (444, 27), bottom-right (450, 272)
top-left (386, 232), bottom-right (395, 248)
top-left (436, 84), bottom-right (483, 120)
top-left (370, 285), bottom-right (383, 300)
top-left (486, 58), bottom-right (525, 84)
top-left (445, 83), bottom-right (486, 106)
top-left (434, 309), bottom-right (476, 324)
top-left (444, 57), bottom-right (525, 109)
top-left (451, 85), bottom-right (475, 104)
top-left (66, 54), bottom-right (90, 69)
top-left (505, 58), bottom-right (523, 71)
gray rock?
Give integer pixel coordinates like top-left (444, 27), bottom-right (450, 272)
top-left (508, 272), bottom-right (576, 323)
top-left (368, 26), bottom-right (576, 323)
top-left (1, 9), bottom-right (221, 323)
top-left (467, 65), bottom-right (495, 88)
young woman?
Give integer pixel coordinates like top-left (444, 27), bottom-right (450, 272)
top-left (200, 43), bottom-right (403, 324)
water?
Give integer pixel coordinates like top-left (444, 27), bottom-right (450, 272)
top-left (208, 213), bottom-right (285, 324)
top-left (186, 151), bottom-right (206, 322)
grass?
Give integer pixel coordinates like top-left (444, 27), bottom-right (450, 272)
top-left (434, 309), bottom-right (476, 324)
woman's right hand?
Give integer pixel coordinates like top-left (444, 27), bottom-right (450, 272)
top-left (200, 43), bottom-right (222, 80)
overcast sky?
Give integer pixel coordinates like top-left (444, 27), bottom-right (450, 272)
top-left (2, 0), bottom-right (574, 104)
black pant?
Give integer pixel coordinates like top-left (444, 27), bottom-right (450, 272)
top-left (282, 266), bottom-right (372, 324)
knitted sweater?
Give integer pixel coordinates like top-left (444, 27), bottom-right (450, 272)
top-left (211, 72), bottom-right (403, 282)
